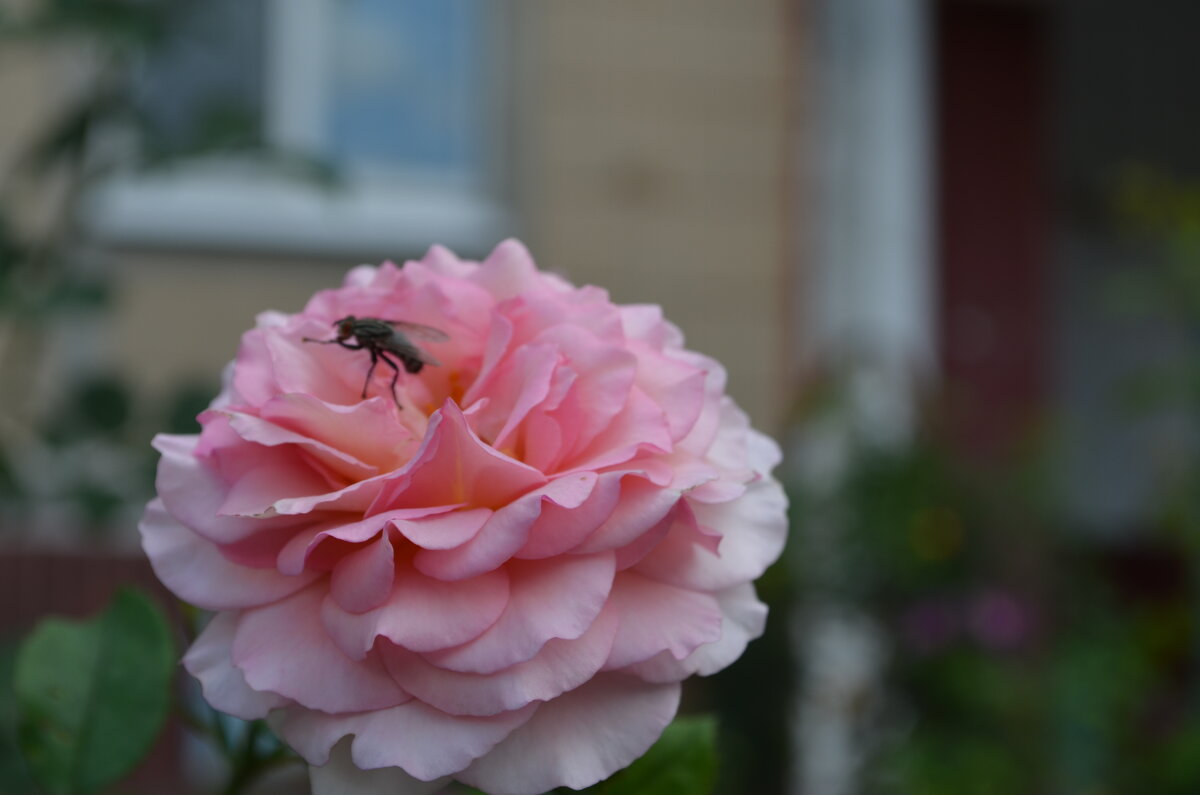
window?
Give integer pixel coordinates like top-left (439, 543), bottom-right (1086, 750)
top-left (88, 0), bottom-right (510, 257)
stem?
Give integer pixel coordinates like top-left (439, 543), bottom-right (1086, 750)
top-left (210, 708), bottom-right (231, 757)
top-left (174, 701), bottom-right (209, 737)
top-left (221, 719), bottom-right (261, 795)
top-left (221, 721), bottom-right (299, 795)
top-left (177, 601), bottom-right (201, 647)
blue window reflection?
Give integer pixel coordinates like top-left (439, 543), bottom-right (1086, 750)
top-left (327, 0), bottom-right (487, 178)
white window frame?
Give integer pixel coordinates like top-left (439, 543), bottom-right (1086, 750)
top-left (87, 0), bottom-right (511, 257)
top-left (805, 0), bottom-right (935, 444)
top-left (792, 2), bottom-right (934, 795)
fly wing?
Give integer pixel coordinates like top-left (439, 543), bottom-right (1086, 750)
top-left (383, 320), bottom-right (450, 342)
top-left (383, 321), bottom-right (447, 367)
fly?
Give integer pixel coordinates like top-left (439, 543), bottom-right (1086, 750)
top-left (303, 315), bottom-right (449, 409)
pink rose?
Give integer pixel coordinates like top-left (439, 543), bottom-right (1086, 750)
top-left (141, 241), bottom-right (787, 794)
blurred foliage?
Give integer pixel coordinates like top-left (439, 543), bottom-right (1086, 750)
top-left (807, 428), bottom-right (1200, 795)
top-left (0, 0), bottom-right (341, 535)
top-left (2, 595), bottom-right (302, 795)
top-left (0, 6), bottom-right (289, 782)
top-left (794, 166), bottom-right (1200, 794)
top-left (5, 0), bottom-right (186, 51)
top-left (13, 589), bottom-right (173, 794)
top-left (0, 0), bottom-right (246, 535)
top-left (0, 640), bottom-right (38, 793)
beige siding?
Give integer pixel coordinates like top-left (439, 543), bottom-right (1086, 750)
top-left (108, 253), bottom-right (346, 396)
top-left (519, 1), bottom-right (790, 430)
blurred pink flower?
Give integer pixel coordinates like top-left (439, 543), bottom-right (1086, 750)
top-left (899, 598), bottom-right (960, 655)
top-left (968, 589), bottom-right (1031, 651)
top-left (140, 241), bottom-right (787, 794)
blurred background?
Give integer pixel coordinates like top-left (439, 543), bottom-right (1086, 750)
top-left (2, 0), bottom-right (1200, 792)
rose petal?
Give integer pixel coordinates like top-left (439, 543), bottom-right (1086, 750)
top-left (418, 244), bottom-right (473, 279)
top-left (572, 477), bottom-right (680, 554)
top-left (612, 508), bottom-right (675, 571)
top-left (153, 433), bottom-right (298, 545)
top-left (517, 410), bottom-right (565, 473)
top-left (470, 239), bottom-right (547, 301)
top-left (212, 408), bottom-right (378, 479)
top-left (321, 566), bottom-right (510, 659)
top-left (269, 469), bottom-right (390, 516)
top-left (602, 572), bottom-right (723, 670)
top-left (536, 324), bottom-right (638, 461)
top-left (393, 508), bottom-right (491, 550)
top-left (139, 498), bottom-right (317, 610)
top-left (310, 738), bottom-right (449, 795)
top-left (633, 476), bottom-right (788, 591)
top-left (421, 553), bottom-right (616, 674)
top-left (413, 473), bottom-right (598, 581)
top-left (383, 605), bottom-right (619, 717)
top-left (675, 354), bottom-right (728, 456)
top-left (410, 497), bottom-right (541, 582)
top-left (619, 303), bottom-right (684, 349)
top-left (564, 386), bottom-right (674, 472)
top-left (214, 522), bottom-right (307, 569)
top-left (515, 471), bottom-right (624, 559)
top-left (632, 344), bottom-right (708, 441)
top-left (621, 583), bottom-right (768, 682)
top-left (682, 582), bottom-right (769, 676)
top-left (700, 399), bottom-right (753, 478)
top-left (264, 327), bottom-right (372, 406)
top-left (258, 393), bottom-right (421, 472)
top-left (183, 612), bottom-right (289, 720)
top-left (505, 286), bottom-right (625, 347)
top-left (232, 317), bottom-right (285, 406)
top-left (233, 585), bottom-right (410, 713)
top-left (370, 400), bottom-right (546, 512)
top-left (272, 700), bottom-right (537, 781)
top-left (458, 673), bottom-right (681, 795)
top-left (275, 505), bottom-right (463, 575)
top-left (218, 449), bottom-right (333, 518)
top-left (330, 532), bottom-right (397, 613)
top-left (747, 426), bottom-right (784, 473)
top-left (467, 342), bottom-right (560, 450)
top-left (461, 314), bottom-right (515, 408)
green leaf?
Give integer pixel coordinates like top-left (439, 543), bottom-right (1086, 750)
top-left (595, 715), bottom-right (718, 795)
top-left (14, 588), bottom-right (175, 794)
top-left (0, 641), bottom-right (38, 793)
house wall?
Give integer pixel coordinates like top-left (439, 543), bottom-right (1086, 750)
top-left (518, 0), bottom-right (792, 431)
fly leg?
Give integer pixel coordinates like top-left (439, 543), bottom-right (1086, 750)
top-left (362, 349), bottom-right (380, 400)
top-left (377, 352), bottom-right (404, 410)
